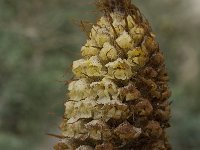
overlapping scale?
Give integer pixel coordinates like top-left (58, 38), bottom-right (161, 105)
top-left (56, 0), bottom-right (171, 149)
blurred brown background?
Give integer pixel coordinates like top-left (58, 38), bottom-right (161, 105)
top-left (0, 0), bottom-right (199, 149)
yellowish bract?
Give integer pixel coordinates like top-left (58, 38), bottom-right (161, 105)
top-left (106, 58), bottom-right (133, 80)
top-left (72, 59), bottom-right (86, 77)
top-left (97, 16), bottom-right (110, 27)
top-left (84, 56), bottom-right (104, 77)
top-left (81, 40), bottom-right (99, 58)
top-left (127, 15), bottom-right (136, 29)
top-left (116, 31), bottom-right (133, 49)
top-left (130, 26), bottom-right (145, 45)
top-left (72, 56), bottom-right (104, 77)
top-left (99, 42), bottom-right (118, 61)
top-left (68, 78), bottom-right (90, 101)
top-left (90, 77), bottom-right (118, 102)
top-left (90, 26), bottom-right (111, 47)
top-left (127, 47), bottom-right (148, 66)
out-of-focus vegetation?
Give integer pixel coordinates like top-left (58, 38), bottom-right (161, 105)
top-left (0, 0), bottom-right (199, 150)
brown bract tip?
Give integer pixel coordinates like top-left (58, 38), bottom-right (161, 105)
top-left (96, 0), bottom-right (150, 29)
top-left (96, 0), bottom-right (131, 13)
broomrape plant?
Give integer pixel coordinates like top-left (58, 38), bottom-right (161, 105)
top-left (54, 0), bottom-right (171, 149)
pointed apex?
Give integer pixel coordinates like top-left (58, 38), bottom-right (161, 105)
top-left (96, 0), bottom-right (149, 29)
top-left (96, 0), bottom-right (132, 13)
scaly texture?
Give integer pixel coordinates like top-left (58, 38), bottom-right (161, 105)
top-left (54, 0), bottom-right (171, 149)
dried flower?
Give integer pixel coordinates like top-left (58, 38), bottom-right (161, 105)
top-left (81, 40), bottom-right (99, 58)
top-left (105, 58), bottom-right (133, 80)
top-left (116, 31), bottom-right (133, 49)
top-left (68, 78), bottom-right (91, 101)
top-left (99, 42), bottom-right (118, 61)
top-left (114, 122), bottom-right (142, 140)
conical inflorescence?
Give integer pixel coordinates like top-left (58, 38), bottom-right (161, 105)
top-left (54, 0), bottom-right (171, 149)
